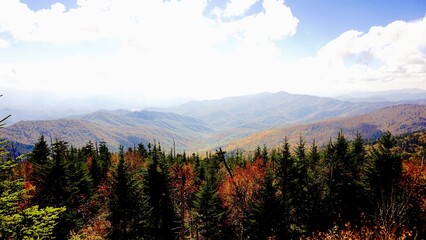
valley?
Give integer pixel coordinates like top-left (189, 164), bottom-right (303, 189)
top-left (2, 90), bottom-right (426, 153)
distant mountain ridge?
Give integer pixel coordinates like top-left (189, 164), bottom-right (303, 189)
top-left (79, 109), bottom-right (213, 133)
top-left (1, 90), bottom-right (426, 153)
top-left (156, 91), bottom-right (399, 130)
top-left (224, 104), bottom-right (426, 151)
top-left (334, 88), bottom-right (426, 103)
top-left (1, 110), bottom-right (214, 152)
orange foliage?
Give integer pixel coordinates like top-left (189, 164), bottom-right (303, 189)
top-left (171, 163), bottom-right (198, 209)
top-left (401, 160), bottom-right (426, 233)
top-left (19, 160), bottom-right (33, 181)
top-left (306, 222), bottom-right (412, 240)
top-left (70, 182), bottom-right (112, 240)
top-left (219, 159), bottom-right (267, 227)
top-left (402, 160), bottom-right (426, 210)
top-left (18, 181), bottom-right (36, 210)
top-left (125, 150), bottom-right (146, 172)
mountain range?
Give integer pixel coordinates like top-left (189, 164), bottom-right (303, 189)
top-left (1, 89), bottom-right (426, 153)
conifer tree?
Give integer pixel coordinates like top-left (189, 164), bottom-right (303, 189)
top-left (348, 132), bottom-right (367, 222)
top-left (246, 165), bottom-right (278, 239)
top-left (29, 135), bottom-right (51, 203)
top-left (68, 146), bottom-right (92, 201)
top-left (193, 154), bottom-right (225, 239)
top-left (108, 146), bottom-right (147, 239)
top-left (81, 141), bottom-right (102, 188)
top-left (306, 139), bottom-right (326, 232)
top-left (292, 136), bottom-right (310, 235)
top-left (98, 141), bottom-right (111, 180)
top-left (0, 159), bottom-right (66, 239)
top-left (43, 140), bottom-right (71, 207)
top-left (143, 143), bottom-right (177, 239)
top-left (31, 135), bottom-right (50, 165)
top-left (0, 111), bottom-right (65, 239)
top-left (275, 137), bottom-right (296, 239)
top-left (137, 143), bottom-right (148, 159)
top-left (365, 132), bottom-right (406, 229)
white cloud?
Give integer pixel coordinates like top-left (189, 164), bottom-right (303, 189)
top-left (0, 0), bottom-right (300, 101)
top-left (223, 0), bottom-right (258, 17)
top-left (0, 37), bottom-right (9, 48)
top-left (1, 0), bottom-right (424, 107)
top-left (287, 15), bottom-right (426, 95)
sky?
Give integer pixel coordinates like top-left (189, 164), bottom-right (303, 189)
top-left (0, 0), bottom-right (426, 109)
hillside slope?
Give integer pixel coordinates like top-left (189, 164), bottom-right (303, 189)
top-left (224, 104), bottom-right (426, 151)
top-left (158, 91), bottom-right (394, 130)
top-left (1, 110), bottom-right (213, 151)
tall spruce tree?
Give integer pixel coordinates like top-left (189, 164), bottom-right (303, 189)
top-left (275, 137), bottom-right (296, 239)
top-left (365, 131), bottom-right (406, 228)
top-left (98, 141), bottom-right (111, 180)
top-left (143, 143), bottom-right (177, 239)
top-left (108, 146), bottom-right (147, 239)
top-left (193, 154), bottom-right (226, 239)
top-left (293, 136), bottom-right (310, 233)
top-left (0, 111), bottom-right (65, 239)
top-left (306, 139), bottom-right (326, 232)
top-left (246, 165), bottom-right (278, 239)
top-left (29, 135), bottom-right (51, 204)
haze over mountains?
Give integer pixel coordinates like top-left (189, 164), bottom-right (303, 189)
top-left (1, 89), bottom-right (426, 153)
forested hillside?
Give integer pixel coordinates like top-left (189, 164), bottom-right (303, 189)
top-left (156, 91), bottom-right (394, 130)
top-left (226, 104), bottom-right (426, 151)
top-left (2, 104), bottom-right (426, 239)
top-left (2, 102), bottom-right (426, 154)
top-left (0, 110), bottom-right (214, 152)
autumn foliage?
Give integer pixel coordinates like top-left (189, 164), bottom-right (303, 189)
top-left (3, 129), bottom-right (426, 239)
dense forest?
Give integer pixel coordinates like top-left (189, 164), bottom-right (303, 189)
top-left (1, 111), bottom-right (426, 239)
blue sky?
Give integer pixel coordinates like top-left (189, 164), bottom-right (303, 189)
top-left (0, 0), bottom-right (425, 109)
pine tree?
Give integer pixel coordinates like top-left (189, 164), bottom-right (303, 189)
top-left (246, 165), bottom-right (278, 239)
top-left (348, 132), bottom-right (367, 222)
top-left (137, 143), bottom-right (148, 159)
top-left (193, 155), bottom-right (225, 239)
top-left (81, 141), bottom-right (102, 188)
top-left (0, 160), bottom-right (66, 239)
top-left (275, 137), bottom-right (296, 239)
top-left (29, 135), bottom-right (51, 203)
top-left (306, 139), bottom-right (326, 232)
top-left (42, 140), bottom-right (71, 207)
top-left (365, 132), bottom-right (406, 229)
top-left (98, 141), bottom-right (111, 180)
top-left (143, 143), bottom-right (177, 239)
top-left (68, 147), bottom-right (92, 198)
top-left (0, 111), bottom-right (65, 239)
top-left (31, 135), bottom-right (50, 165)
top-left (108, 146), bottom-right (147, 239)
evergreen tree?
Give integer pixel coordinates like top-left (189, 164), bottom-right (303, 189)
top-left (365, 131), bottom-right (406, 229)
top-left (29, 135), bottom-right (51, 203)
top-left (366, 131), bottom-right (402, 198)
top-left (0, 111), bottom-right (65, 239)
top-left (0, 160), bottom-right (65, 239)
top-left (143, 143), bottom-right (177, 239)
top-left (68, 146), bottom-right (92, 201)
top-left (349, 132), bottom-right (368, 221)
top-left (246, 165), bottom-right (278, 239)
top-left (108, 146), bottom-right (147, 239)
top-left (275, 137), bottom-right (296, 239)
top-left (81, 141), bottom-right (102, 188)
top-left (261, 145), bottom-right (269, 164)
top-left (193, 155), bottom-right (226, 239)
top-left (306, 139), bottom-right (326, 232)
top-left (98, 141), bottom-right (111, 180)
top-left (31, 135), bottom-right (50, 165)
top-left (42, 140), bottom-right (71, 207)
top-left (137, 143), bottom-right (148, 159)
